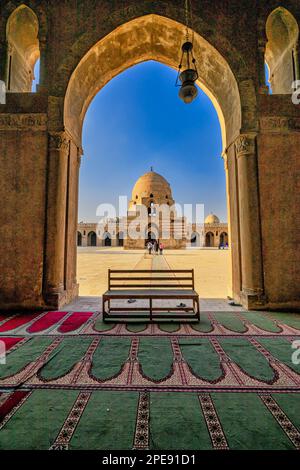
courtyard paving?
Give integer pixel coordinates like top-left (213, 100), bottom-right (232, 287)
top-left (73, 247), bottom-right (233, 312)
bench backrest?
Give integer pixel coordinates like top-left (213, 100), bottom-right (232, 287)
top-left (108, 269), bottom-right (194, 290)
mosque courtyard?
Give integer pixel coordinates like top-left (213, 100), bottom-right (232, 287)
top-left (76, 247), bottom-right (231, 300)
top-left (0, 247), bottom-right (299, 450)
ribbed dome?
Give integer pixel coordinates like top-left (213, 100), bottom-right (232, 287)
top-left (131, 171), bottom-right (172, 200)
top-left (205, 213), bottom-right (220, 224)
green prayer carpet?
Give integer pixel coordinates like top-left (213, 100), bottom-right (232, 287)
top-left (138, 338), bottom-right (173, 381)
top-left (211, 392), bottom-right (294, 450)
top-left (0, 390), bottom-right (78, 450)
top-left (70, 391), bottom-right (138, 450)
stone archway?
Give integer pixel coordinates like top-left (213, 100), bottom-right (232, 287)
top-left (44, 14), bottom-right (264, 310)
top-left (220, 232), bottom-right (228, 246)
top-left (77, 232), bottom-right (82, 247)
top-left (87, 231), bottom-right (96, 247)
top-left (64, 15), bottom-right (241, 151)
top-left (6, 4), bottom-right (40, 92)
top-left (265, 7), bottom-right (299, 94)
top-left (104, 233), bottom-right (112, 247)
top-left (205, 232), bottom-right (214, 248)
top-left (0, 2), bottom-right (298, 313)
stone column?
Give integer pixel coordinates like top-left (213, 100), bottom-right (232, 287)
top-left (43, 131), bottom-right (70, 308)
top-left (221, 151), bottom-right (230, 239)
top-left (222, 149), bottom-right (241, 301)
top-left (235, 134), bottom-right (265, 309)
top-left (70, 146), bottom-right (82, 295)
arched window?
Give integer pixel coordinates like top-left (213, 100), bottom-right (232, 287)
top-left (148, 201), bottom-right (156, 216)
top-left (6, 5), bottom-right (40, 92)
top-left (77, 232), bottom-right (82, 247)
top-left (265, 7), bottom-right (299, 94)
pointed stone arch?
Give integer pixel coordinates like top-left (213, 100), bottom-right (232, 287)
top-left (44, 12), bottom-right (264, 310)
top-left (64, 14), bottom-right (242, 152)
top-left (87, 231), bottom-right (96, 247)
top-left (6, 4), bottom-right (40, 92)
top-left (265, 7), bottom-right (299, 94)
top-left (77, 231), bottom-right (82, 247)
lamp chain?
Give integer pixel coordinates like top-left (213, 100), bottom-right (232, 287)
top-left (185, 0), bottom-right (195, 44)
top-left (185, 0), bottom-right (190, 42)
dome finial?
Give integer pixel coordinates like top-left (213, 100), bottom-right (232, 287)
top-left (150, 166), bottom-right (153, 172)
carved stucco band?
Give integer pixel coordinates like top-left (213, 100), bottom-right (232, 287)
top-left (260, 117), bottom-right (300, 132)
top-left (0, 114), bottom-right (47, 131)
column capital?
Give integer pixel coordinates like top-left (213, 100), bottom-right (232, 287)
top-left (49, 131), bottom-right (70, 154)
top-left (234, 133), bottom-right (257, 158)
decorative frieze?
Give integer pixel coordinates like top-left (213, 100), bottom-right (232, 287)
top-left (0, 113), bottom-right (47, 131)
top-left (260, 117), bottom-right (300, 133)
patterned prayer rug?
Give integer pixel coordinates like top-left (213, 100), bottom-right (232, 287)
top-left (0, 310), bottom-right (299, 450)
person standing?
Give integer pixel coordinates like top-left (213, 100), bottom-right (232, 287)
top-left (159, 242), bottom-right (164, 255)
top-left (147, 241), bottom-right (152, 255)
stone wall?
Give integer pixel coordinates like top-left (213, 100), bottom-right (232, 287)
top-left (0, 94), bottom-right (48, 309)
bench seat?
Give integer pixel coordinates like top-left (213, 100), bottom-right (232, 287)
top-left (102, 269), bottom-right (200, 323)
top-left (103, 289), bottom-right (198, 298)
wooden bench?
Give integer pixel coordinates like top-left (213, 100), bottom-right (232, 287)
top-left (102, 269), bottom-right (200, 322)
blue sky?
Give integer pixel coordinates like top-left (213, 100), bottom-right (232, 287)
top-left (79, 61), bottom-right (227, 222)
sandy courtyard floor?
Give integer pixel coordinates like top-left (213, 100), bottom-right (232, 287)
top-left (77, 247), bottom-right (231, 298)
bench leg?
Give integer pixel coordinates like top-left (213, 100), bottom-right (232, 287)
top-left (103, 297), bottom-right (107, 322)
top-left (150, 298), bottom-right (153, 322)
top-left (196, 298), bottom-right (200, 321)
